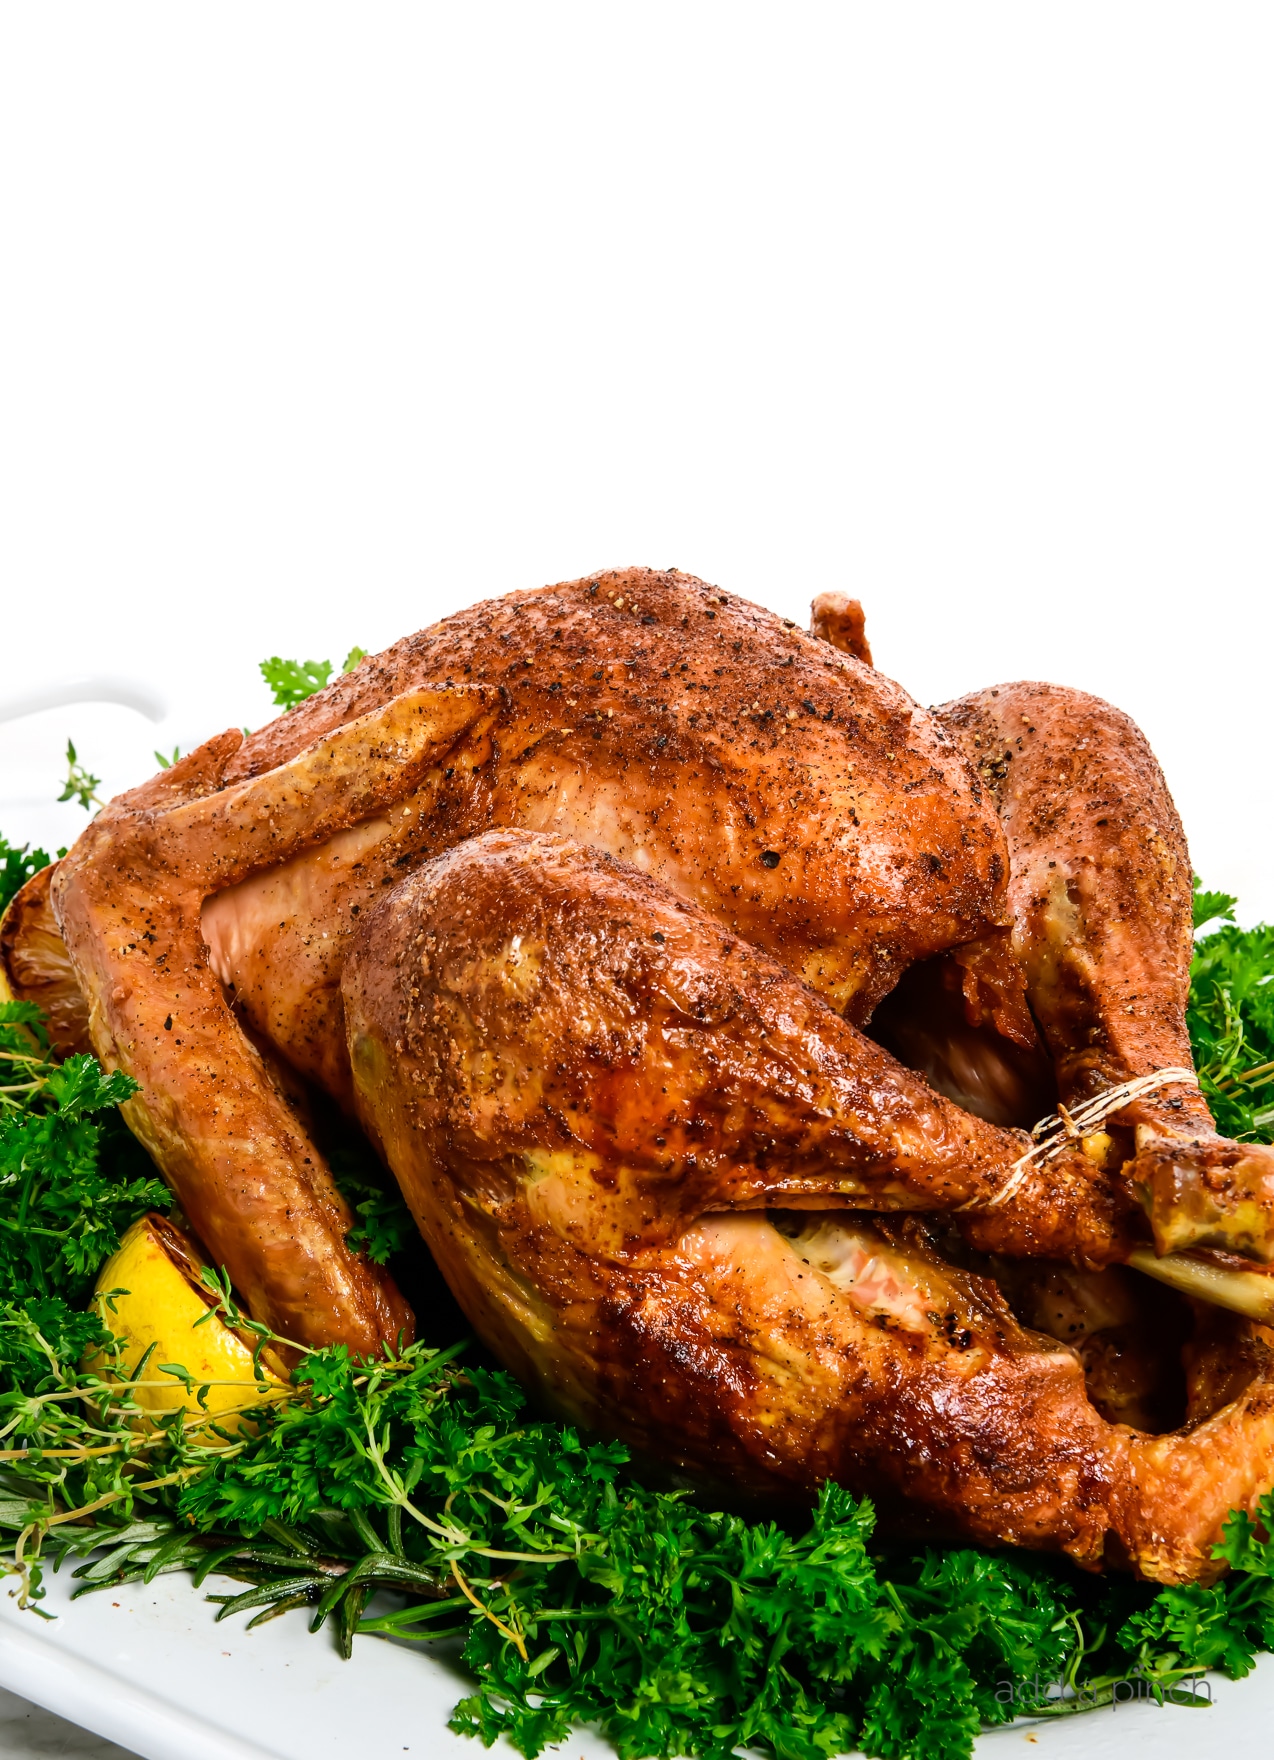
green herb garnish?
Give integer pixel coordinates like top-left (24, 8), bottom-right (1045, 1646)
top-left (1188, 877), bottom-right (1274, 1142)
top-left (260, 647), bottom-right (367, 711)
top-left (0, 837), bottom-right (63, 917)
top-left (57, 740), bottom-right (103, 813)
top-left (0, 1004), bottom-right (169, 1304)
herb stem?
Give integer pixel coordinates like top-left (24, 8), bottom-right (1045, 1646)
top-left (450, 1557), bottom-right (528, 1661)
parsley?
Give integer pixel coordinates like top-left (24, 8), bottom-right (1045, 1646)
top-left (1193, 876), bottom-right (1239, 935)
top-left (0, 1004), bottom-right (169, 1304)
top-left (0, 836), bottom-right (63, 916)
top-left (260, 647), bottom-right (367, 710)
top-left (33, 1334), bottom-right (1263, 1760)
top-left (174, 1356), bottom-right (1079, 1760)
top-left (329, 1141), bottom-right (415, 1266)
top-left (1188, 877), bottom-right (1274, 1141)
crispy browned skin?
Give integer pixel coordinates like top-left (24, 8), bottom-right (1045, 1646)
top-left (344, 827), bottom-right (1126, 1253)
top-left (342, 829), bottom-right (1274, 1580)
top-left (939, 684), bottom-right (1274, 1262)
top-left (0, 864), bottom-right (90, 1056)
top-left (207, 568), bottom-right (1005, 1054)
top-left (809, 591), bottom-right (873, 666)
top-left (50, 689), bottom-right (492, 1352)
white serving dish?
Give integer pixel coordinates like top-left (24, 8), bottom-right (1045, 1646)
top-left (1, 1554), bottom-right (1270, 1760)
top-left (0, 1556), bottom-right (543, 1760)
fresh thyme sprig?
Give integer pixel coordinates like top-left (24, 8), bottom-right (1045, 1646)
top-left (57, 740), bottom-right (104, 813)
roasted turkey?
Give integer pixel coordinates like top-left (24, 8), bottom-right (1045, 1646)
top-left (5, 566), bottom-right (1274, 1582)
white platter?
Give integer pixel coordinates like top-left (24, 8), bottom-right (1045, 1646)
top-left (0, 1553), bottom-right (1271, 1760)
top-left (0, 1557), bottom-right (534, 1760)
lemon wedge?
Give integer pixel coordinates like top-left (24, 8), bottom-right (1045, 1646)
top-left (88, 1212), bottom-right (289, 1434)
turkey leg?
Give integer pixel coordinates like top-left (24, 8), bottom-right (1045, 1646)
top-left (51, 685), bottom-right (489, 1353)
top-left (342, 827), bottom-right (1274, 1580)
top-left (341, 829), bottom-right (1134, 1314)
top-left (938, 681), bottom-right (1274, 1265)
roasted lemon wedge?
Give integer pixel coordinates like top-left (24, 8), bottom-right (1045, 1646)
top-left (88, 1212), bottom-right (289, 1433)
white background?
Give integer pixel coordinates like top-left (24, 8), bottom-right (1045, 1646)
top-left (2, 1), bottom-right (1272, 923)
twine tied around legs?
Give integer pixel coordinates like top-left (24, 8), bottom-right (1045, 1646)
top-left (969, 1066), bottom-right (1199, 1212)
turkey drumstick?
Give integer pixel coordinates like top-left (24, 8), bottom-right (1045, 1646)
top-left (50, 686), bottom-right (489, 1352)
top-left (342, 829), bottom-right (1274, 1581)
top-left (938, 683), bottom-right (1274, 1265)
top-left (343, 828), bottom-right (1130, 1260)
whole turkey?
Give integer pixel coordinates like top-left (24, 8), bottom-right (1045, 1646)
top-left (6, 567), bottom-right (1274, 1582)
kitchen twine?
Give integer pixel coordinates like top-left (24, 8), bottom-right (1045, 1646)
top-left (967, 1066), bottom-right (1199, 1212)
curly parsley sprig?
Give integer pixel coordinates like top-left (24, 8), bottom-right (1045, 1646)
top-left (0, 837), bottom-right (63, 917)
top-left (260, 646), bottom-right (367, 711)
top-left (1189, 877), bottom-right (1274, 1141)
top-left (0, 1005), bottom-right (169, 1304)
